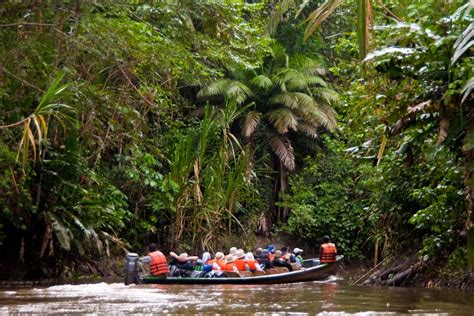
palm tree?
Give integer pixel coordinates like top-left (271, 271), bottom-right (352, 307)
top-left (197, 50), bottom-right (338, 226)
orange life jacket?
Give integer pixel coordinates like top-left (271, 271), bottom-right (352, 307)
top-left (234, 258), bottom-right (247, 271)
top-left (216, 259), bottom-right (226, 269)
top-left (148, 251), bottom-right (169, 276)
top-left (245, 259), bottom-right (258, 271)
top-left (320, 243), bottom-right (337, 263)
top-left (222, 262), bottom-right (236, 271)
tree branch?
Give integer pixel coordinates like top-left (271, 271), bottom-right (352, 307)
top-left (0, 66), bottom-right (44, 92)
top-left (115, 61), bottom-right (155, 108)
top-left (0, 22), bottom-right (57, 28)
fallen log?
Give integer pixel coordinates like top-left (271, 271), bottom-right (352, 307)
top-left (351, 255), bottom-right (392, 286)
top-left (382, 268), bottom-right (412, 286)
top-left (379, 262), bottom-right (409, 280)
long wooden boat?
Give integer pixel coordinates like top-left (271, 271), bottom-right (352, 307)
top-left (136, 256), bottom-right (343, 285)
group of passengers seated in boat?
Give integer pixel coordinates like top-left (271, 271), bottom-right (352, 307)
top-left (143, 236), bottom-right (336, 279)
top-left (165, 245), bottom-right (305, 278)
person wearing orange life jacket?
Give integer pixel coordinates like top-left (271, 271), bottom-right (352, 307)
top-left (214, 252), bottom-right (226, 270)
top-left (319, 235), bottom-right (337, 263)
top-left (143, 243), bottom-right (169, 277)
top-left (245, 252), bottom-right (263, 272)
top-left (221, 255), bottom-right (239, 272)
top-left (233, 249), bottom-right (248, 271)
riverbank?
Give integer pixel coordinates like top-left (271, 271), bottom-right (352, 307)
top-left (339, 256), bottom-right (474, 292)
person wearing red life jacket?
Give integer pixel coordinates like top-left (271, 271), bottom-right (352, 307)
top-left (143, 243), bottom-right (169, 277)
top-left (319, 235), bottom-right (337, 263)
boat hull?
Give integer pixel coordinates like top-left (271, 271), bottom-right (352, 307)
top-left (139, 256), bottom-right (342, 285)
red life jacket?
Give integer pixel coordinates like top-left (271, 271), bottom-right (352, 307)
top-left (234, 259), bottom-right (247, 271)
top-left (320, 243), bottom-right (337, 263)
top-left (148, 251), bottom-right (169, 276)
top-left (245, 259), bottom-right (258, 271)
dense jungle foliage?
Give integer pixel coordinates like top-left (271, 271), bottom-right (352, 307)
top-left (0, 0), bottom-right (472, 282)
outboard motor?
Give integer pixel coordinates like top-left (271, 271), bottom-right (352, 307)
top-left (124, 253), bottom-right (139, 285)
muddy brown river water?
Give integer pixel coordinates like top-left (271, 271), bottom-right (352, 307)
top-left (1, 276), bottom-right (473, 315)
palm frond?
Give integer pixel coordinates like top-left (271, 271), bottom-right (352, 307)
top-left (198, 80), bottom-right (252, 104)
top-left (291, 55), bottom-right (327, 76)
top-left (270, 92), bottom-right (299, 109)
top-left (197, 79), bottom-right (231, 100)
top-left (320, 105), bottom-right (338, 131)
top-left (296, 100), bottom-right (336, 131)
top-left (294, 92), bottom-right (317, 110)
top-left (266, 108), bottom-right (298, 134)
top-left (241, 111), bottom-right (261, 137)
top-left (267, 135), bottom-right (295, 171)
top-left (297, 121), bottom-right (319, 139)
top-left (267, 136), bottom-right (294, 171)
top-left (304, 75), bottom-right (328, 88)
top-left (250, 75), bottom-right (273, 91)
top-left (304, 0), bottom-right (344, 41)
top-left (286, 78), bottom-right (308, 91)
top-left (461, 77), bottom-right (474, 104)
top-left (273, 68), bottom-right (305, 88)
top-left (226, 81), bottom-right (253, 104)
top-left (312, 87), bottom-right (339, 105)
top-left (452, 8), bottom-right (473, 65)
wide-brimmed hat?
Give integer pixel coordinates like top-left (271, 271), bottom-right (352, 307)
top-left (236, 249), bottom-right (245, 259)
top-left (178, 253), bottom-right (188, 261)
top-left (229, 247), bottom-right (237, 255)
top-left (275, 250), bottom-right (282, 258)
top-left (261, 249), bottom-right (269, 257)
top-left (293, 247), bottom-right (303, 254)
top-left (226, 256), bottom-right (235, 263)
top-left (245, 252), bottom-right (254, 260)
top-left (215, 252), bottom-right (224, 260)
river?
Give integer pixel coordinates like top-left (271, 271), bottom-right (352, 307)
top-left (1, 277), bottom-right (473, 314)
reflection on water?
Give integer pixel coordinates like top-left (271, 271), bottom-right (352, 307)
top-left (1, 276), bottom-right (473, 315)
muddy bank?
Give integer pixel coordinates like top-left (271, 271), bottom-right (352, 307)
top-left (0, 257), bottom-right (125, 287)
top-left (341, 255), bottom-right (474, 292)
